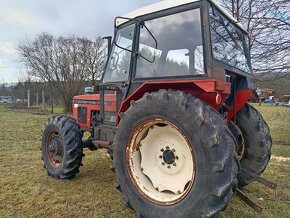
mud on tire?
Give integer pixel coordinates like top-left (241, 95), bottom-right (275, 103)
top-left (42, 115), bottom-right (84, 179)
top-left (110, 90), bottom-right (238, 218)
top-left (236, 104), bottom-right (272, 187)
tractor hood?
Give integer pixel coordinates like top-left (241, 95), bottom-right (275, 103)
top-left (73, 94), bottom-right (101, 104)
top-left (73, 93), bottom-right (116, 105)
top-left (72, 93), bottom-right (117, 129)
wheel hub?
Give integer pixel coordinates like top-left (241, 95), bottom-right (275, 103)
top-left (162, 149), bottom-right (176, 165)
top-left (228, 121), bottom-right (245, 160)
top-left (46, 131), bottom-right (63, 168)
top-left (48, 139), bottom-right (62, 155)
top-left (127, 119), bottom-right (195, 204)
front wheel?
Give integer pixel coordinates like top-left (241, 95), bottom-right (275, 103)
top-left (41, 115), bottom-right (84, 179)
top-left (111, 90), bottom-right (238, 218)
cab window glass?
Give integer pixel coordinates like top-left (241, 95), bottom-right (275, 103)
top-left (104, 24), bottom-right (135, 82)
top-left (136, 8), bottom-right (204, 78)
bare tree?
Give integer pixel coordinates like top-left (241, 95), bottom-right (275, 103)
top-left (18, 33), bottom-right (106, 112)
top-left (18, 33), bottom-right (56, 112)
top-left (82, 37), bottom-right (106, 85)
top-left (219, 0), bottom-right (290, 76)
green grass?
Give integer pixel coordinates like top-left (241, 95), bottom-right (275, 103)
top-left (251, 103), bottom-right (290, 143)
top-left (0, 103), bottom-right (289, 217)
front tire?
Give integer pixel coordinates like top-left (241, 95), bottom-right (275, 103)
top-left (235, 104), bottom-right (272, 187)
top-left (111, 90), bottom-right (238, 218)
top-left (42, 115), bottom-right (84, 179)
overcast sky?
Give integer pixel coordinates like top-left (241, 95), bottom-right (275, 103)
top-left (0, 0), bottom-right (161, 83)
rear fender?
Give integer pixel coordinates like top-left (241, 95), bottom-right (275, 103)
top-left (117, 80), bottom-right (231, 123)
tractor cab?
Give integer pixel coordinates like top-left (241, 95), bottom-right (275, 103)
top-left (105, 0), bottom-right (252, 82)
top-left (74, 0), bottom-right (254, 134)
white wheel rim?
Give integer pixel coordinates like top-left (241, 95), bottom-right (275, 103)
top-left (127, 119), bottom-right (195, 205)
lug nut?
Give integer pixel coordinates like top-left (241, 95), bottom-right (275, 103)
top-left (177, 190), bottom-right (181, 194)
top-left (176, 156), bottom-right (179, 160)
top-left (159, 155), bottom-right (162, 159)
top-left (162, 162), bottom-right (165, 165)
top-left (167, 165), bottom-right (171, 169)
top-left (172, 149), bottom-right (176, 152)
top-left (166, 146), bottom-right (169, 150)
top-left (161, 148), bottom-right (164, 152)
top-left (173, 163), bottom-right (177, 167)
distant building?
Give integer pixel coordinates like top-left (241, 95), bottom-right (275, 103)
top-left (256, 88), bottom-right (274, 100)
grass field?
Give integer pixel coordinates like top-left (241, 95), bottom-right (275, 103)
top-left (0, 103), bottom-right (289, 217)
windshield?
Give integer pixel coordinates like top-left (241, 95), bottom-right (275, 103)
top-left (209, 5), bottom-right (251, 73)
top-left (103, 24), bottom-right (135, 83)
top-left (135, 8), bottom-right (205, 79)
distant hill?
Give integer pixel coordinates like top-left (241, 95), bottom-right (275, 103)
top-left (255, 74), bottom-right (290, 98)
top-left (256, 72), bottom-right (290, 79)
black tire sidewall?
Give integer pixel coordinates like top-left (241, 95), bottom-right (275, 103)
top-left (42, 121), bottom-right (66, 176)
top-left (236, 104), bottom-right (272, 187)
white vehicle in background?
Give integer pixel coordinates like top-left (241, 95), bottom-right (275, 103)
top-left (0, 97), bottom-right (13, 104)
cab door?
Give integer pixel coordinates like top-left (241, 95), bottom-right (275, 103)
top-left (99, 23), bottom-right (136, 127)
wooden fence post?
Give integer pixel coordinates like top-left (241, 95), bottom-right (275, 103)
top-left (36, 92), bottom-right (39, 106)
top-left (27, 89), bottom-right (30, 108)
top-left (42, 90), bottom-right (45, 111)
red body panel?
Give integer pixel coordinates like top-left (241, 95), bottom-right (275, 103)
top-left (72, 80), bottom-right (252, 128)
top-left (72, 94), bottom-right (117, 129)
top-left (227, 89), bottom-right (253, 120)
top-left (118, 80), bottom-right (231, 123)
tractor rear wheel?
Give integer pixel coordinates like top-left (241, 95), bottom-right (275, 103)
top-left (42, 115), bottom-right (84, 179)
top-left (111, 90), bottom-right (238, 218)
top-left (235, 104), bottom-right (272, 187)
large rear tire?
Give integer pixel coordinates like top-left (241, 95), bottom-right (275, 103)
top-left (111, 90), bottom-right (238, 218)
top-left (236, 104), bottom-right (272, 187)
top-left (42, 115), bottom-right (84, 179)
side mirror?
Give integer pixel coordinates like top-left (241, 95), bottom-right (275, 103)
top-left (113, 18), bottom-right (139, 54)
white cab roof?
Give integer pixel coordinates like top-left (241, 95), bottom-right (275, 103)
top-left (116, 0), bottom-right (246, 32)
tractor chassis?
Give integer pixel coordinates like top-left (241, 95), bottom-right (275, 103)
top-left (83, 138), bottom-right (112, 150)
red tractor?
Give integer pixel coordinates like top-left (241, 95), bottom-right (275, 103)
top-left (41, 0), bottom-right (273, 217)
